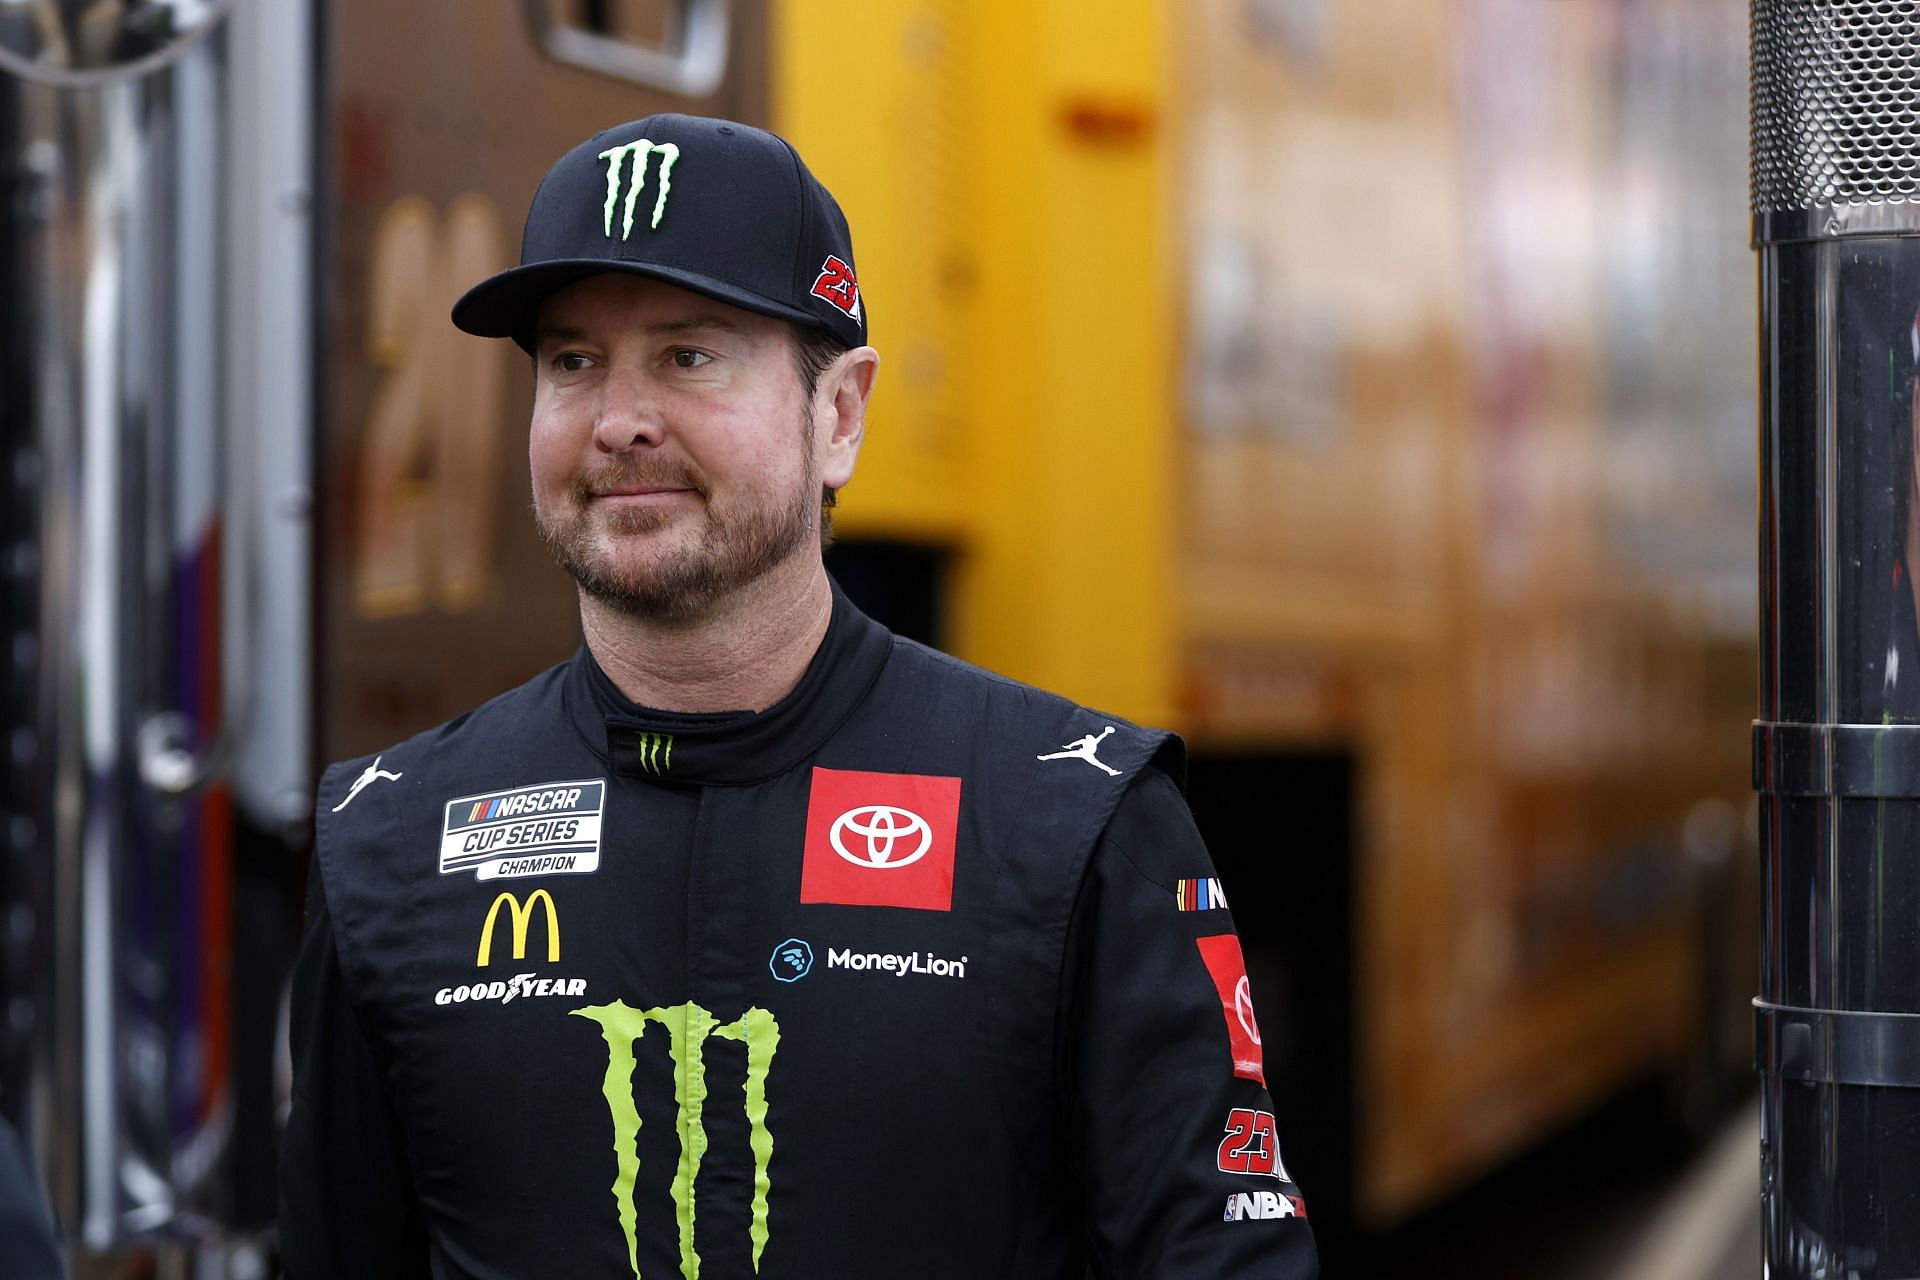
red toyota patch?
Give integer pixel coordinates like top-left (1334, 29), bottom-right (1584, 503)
top-left (1196, 934), bottom-right (1267, 1086)
top-left (799, 767), bottom-right (961, 911)
top-left (809, 254), bottom-right (861, 319)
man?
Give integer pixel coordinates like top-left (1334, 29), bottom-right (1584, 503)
top-left (281, 113), bottom-right (1317, 1279)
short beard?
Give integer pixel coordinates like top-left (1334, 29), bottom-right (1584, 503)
top-left (535, 421), bottom-right (818, 624)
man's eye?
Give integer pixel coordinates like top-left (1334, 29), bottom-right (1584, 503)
top-left (553, 352), bottom-right (594, 373)
top-left (670, 349), bottom-right (713, 369)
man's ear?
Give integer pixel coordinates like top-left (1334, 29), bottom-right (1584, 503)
top-left (816, 346), bottom-right (880, 491)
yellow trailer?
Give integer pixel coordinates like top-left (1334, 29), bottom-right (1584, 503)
top-left (781, 0), bottom-right (1757, 1234)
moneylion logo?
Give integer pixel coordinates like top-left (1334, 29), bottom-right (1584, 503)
top-left (476, 890), bottom-right (560, 966)
top-left (830, 804), bottom-right (932, 869)
top-left (598, 138), bottom-right (680, 239)
top-left (572, 1000), bottom-right (780, 1278)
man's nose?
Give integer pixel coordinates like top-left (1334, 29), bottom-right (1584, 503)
top-left (593, 369), bottom-right (667, 452)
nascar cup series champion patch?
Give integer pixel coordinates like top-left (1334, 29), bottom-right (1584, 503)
top-left (439, 779), bottom-right (606, 880)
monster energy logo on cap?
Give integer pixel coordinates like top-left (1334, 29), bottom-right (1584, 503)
top-left (599, 138), bottom-right (680, 239)
top-left (572, 1000), bottom-right (780, 1278)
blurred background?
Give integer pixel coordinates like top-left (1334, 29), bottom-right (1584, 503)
top-left (2, 0), bottom-right (1765, 1276)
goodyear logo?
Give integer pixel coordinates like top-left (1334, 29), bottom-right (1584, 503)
top-left (439, 779), bottom-right (606, 880)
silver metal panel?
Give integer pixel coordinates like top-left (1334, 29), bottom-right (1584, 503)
top-left (1, 0), bottom-right (312, 1248)
top-left (1753, 10), bottom-right (1920, 1270)
top-left (226, 0), bottom-right (316, 835)
top-left (1753, 170), bottom-right (1920, 1280)
top-left (1756, 202), bottom-right (1920, 245)
top-left (0, 0), bottom-right (233, 91)
top-left (524, 0), bottom-right (731, 97)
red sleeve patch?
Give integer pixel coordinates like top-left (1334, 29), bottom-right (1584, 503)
top-left (799, 767), bottom-right (960, 910)
top-left (1196, 934), bottom-right (1266, 1086)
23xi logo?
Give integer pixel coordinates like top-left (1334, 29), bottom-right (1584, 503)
top-left (1217, 1107), bottom-right (1291, 1182)
top-left (810, 254), bottom-right (860, 320)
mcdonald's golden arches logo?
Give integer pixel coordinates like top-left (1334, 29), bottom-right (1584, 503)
top-left (477, 889), bottom-right (560, 967)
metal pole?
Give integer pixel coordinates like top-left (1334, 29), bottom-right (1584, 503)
top-left (0, 0), bottom-right (313, 1251)
top-left (1753, 3), bottom-right (1920, 1275)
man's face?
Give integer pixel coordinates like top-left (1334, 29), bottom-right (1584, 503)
top-left (529, 274), bottom-right (824, 622)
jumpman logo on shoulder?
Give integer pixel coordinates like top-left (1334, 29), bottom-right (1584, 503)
top-left (1037, 726), bottom-right (1120, 777)
top-left (332, 755), bottom-right (404, 813)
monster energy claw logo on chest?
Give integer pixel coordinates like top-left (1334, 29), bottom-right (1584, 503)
top-left (572, 1000), bottom-right (780, 1279)
top-left (600, 138), bottom-right (680, 240)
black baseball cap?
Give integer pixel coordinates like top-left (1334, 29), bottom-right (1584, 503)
top-left (451, 113), bottom-right (867, 351)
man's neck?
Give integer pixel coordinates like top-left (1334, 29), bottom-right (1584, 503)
top-left (579, 557), bottom-right (836, 714)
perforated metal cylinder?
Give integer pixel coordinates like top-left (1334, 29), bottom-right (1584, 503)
top-left (1753, 2), bottom-right (1920, 1274)
top-left (1753, 0), bottom-right (1920, 240)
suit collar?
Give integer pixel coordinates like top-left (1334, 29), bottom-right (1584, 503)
top-left (563, 581), bottom-right (892, 785)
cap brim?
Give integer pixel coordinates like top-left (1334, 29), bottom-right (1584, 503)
top-left (451, 259), bottom-right (826, 349)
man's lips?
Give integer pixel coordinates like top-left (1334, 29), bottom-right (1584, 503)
top-left (572, 466), bottom-right (705, 510)
top-left (587, 485), bottom-right (697, 503)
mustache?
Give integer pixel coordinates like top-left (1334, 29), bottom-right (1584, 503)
top-left (568, 458), bottom-right (710, 501)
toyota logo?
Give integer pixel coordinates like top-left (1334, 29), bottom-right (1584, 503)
top-left (1234, 976), bottom-right (1262, 1046)
top-left (830, 805), bottom-right (932, 869)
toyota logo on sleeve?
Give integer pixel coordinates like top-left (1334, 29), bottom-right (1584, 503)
top-left (800, 767), bottom-right (964, 911)
top-left (829, 806), bottom-right (933, 869)
top-left (1196, 934), bottom-right (1268, 1086)
top-left (1234, 976), bottom-right (1262, 1046)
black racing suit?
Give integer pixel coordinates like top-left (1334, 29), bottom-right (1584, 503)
top-left (281, 590), bottom-right (1318, 1278)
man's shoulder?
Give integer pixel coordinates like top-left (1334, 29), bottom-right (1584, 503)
top-left (312, 658), bottom-right (593, 878)
top-left (878, 632), bottom-right (1108, 722)
top-left (310, 659), bottom-right (595, 959)
top-left (872, 634), bottom-right (1187, 791)
top-left (318, 660), bottom-right (575, 803)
